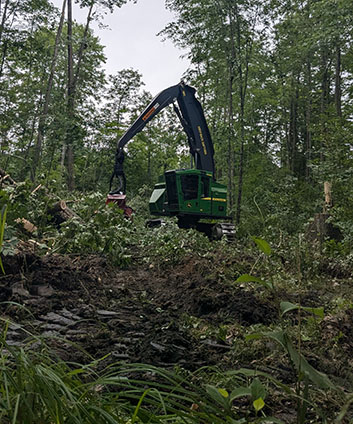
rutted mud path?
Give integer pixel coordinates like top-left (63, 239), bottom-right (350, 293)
top-left (1, 252), bottom-right (276, 368)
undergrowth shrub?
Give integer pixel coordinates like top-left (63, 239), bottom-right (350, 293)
top-left (138, 220), bottom-right (213, 267)
top-left (54, 202), bottom-right (133, 267)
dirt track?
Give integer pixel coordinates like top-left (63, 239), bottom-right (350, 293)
top-left (3, 249), bottom-right (353, 422)
top-left (0, 251), bottom-right (276, 368)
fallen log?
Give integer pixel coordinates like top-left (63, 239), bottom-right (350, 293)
top-left (47, 200), bottom-right (79, 226)
top-left (15, 218), bottom-right (37, 233)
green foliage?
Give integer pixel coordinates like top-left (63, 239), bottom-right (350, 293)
top-left (0, 326), bottom-right (287, 424)
top-left (0, 327), bottom-right (124, 424)
top-left (247, 329), bottom-right (333, 390)
top-left (1, 0), bottom-right (353, 241)
top-left (235, 236), bottom-right (274, 291)
top-left (54, 201), bottom-right (133, 267)
top-left (252, 237), bottom-right (271, 256)
top-left (235, 274), bottom-right (273, 291)
top-left (280, 301), bottom-right (324, 319)
top-left (138, 220), bottom-right (212, 267)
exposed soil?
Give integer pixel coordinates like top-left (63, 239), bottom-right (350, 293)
top-left (2, 248), bottom-right (353, 423)
top-left (0, 250), bottom-right (276, 369)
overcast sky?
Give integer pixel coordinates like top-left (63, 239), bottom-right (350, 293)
top-left (51, 0), bottom-right (190, 94)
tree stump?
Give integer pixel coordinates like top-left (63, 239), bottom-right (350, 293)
top-left (306, 182), bottom-right (342, 244)
top-left (306, 213), bottom-right (342, 243)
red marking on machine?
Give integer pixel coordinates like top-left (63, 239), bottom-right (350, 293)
top-left (106, 193), bottom-right (133, 218)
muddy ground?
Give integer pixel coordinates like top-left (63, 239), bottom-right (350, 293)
top-left (0, 250), bottom-right (276, 369)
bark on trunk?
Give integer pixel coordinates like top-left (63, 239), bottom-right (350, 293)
top-left (324, 181), bottom-right (332, 211)
top-left (0, 0), bottom-right (18, 79)
top-left (320, 46), bottom-right (330, 164)
top-left (64, 0), bottom-right (93, 191)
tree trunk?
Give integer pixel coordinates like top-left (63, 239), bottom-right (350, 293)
top-left (320, 45), bottom-right (330, 163)
top-left (305, 59), bottom-right (312, 180)
top-left (65, 0), bottom-right (75, 191)
top-left (64, 0), bottom-right (94, 191)
top-left (72, 1), bottom-right (94, 95)
top-left (0, 0), bottom-right (9, 80)
top-left (34, 0), bottom-right (67, 177)
top-left (227, 72), bottom-right (234, 213)
top-left (288, 75), bottom-right (299, 174)
top-left (227, 4), bottom-right (236, 214)
top-left (0, 0), bottom-right (10, 46)
top-left (234, 2), bottom-right (252, 225)
top-left (320, 46), bottom-right (330, 115)
top-left (335, 42), bottom-right (342, 118)
top-left (0, 0), bottom-right (18, 80)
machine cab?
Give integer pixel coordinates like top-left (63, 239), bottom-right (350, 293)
top-left (149, 169), bottom-right (228, 219)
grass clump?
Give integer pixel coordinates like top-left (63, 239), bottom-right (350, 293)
top-left (0, 325), bottom-right (292, 424)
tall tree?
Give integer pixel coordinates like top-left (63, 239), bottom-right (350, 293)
top-left (62, 0), bottom-right (137, 190)
top-left (163, 0), bottom-right (267, 223)
top-left (34, 0), bottom-right (67, 178)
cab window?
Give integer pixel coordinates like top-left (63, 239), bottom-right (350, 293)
top-left (181, 175), bottom-right (199, 200)
top-left (201, 176), bottom-right (210, 197)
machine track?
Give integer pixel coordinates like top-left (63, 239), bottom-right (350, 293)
top-left (211, 223), bottom-right (236, 242)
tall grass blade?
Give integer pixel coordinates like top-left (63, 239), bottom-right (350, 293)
top-left (11, 394), bottom-right (20, 424)
top-left (0, 204), bottom-right (7, 274)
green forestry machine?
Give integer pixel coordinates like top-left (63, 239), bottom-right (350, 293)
top-left (107, 81), bottom-right (235, 241)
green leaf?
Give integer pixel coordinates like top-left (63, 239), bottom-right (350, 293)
top-left (245, 333), bottom-right (264, 341)
top-left (229, 387), bottom-right (251, 401)
top-left (280, 301), bottom-right (324, 319)
top-left (205, 384), bottom-right (230, 409)
top-left (252, 237), bottom-right (271, 255)
top-left (218, 388), bottom-right (229, 398)
top-left (301, 306), bottom-right (324, 319)
top-left (236, 274), bottom-right (273, 290)
top-left (250, 378), bottom-right (266, 401)
top-left (253, 397), bottom-right (265, 412)
top-left (255, 330), bottom-right (334, 389)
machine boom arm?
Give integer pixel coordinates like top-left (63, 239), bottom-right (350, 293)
top-left (115, 81), bottom-right (215, 174)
